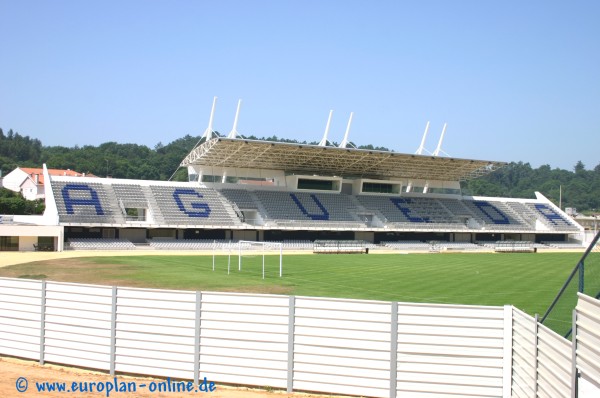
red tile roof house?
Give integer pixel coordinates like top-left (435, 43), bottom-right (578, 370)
top-left (1, 167), bottom-right (96, 200)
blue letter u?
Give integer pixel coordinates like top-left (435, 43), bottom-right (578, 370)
top-left (290, 193), bottom-right (329, 220)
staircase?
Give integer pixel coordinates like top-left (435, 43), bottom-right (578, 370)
top-left (213, 192), bottom-right (243, 226)
top-left (141, 186), bottom-right (165, 225)
top-left (103, 184), bottom-right (126, 224)
top-left (349, 195), bottom-right (384, 227)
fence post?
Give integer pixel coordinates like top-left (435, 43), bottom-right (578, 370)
top-left (39, 280), bottom-right (46, 365)
top-left (194, 292), bottom-right (202, 386)
top-left (571, 309), bottom-right (578, 398)
top-left (390, 302), bottom-right (398, 398)
top-left (578, 261), bottom-right (584, 293)
top-left (534, 314), bottom-right (539, 397)
top-left (287, 296), bottom-right (295, 393)
top-left (110, 286), bottom-right (117, 376)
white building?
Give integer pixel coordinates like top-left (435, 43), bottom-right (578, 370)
top-left (1, 167), bottom-right (94, 200)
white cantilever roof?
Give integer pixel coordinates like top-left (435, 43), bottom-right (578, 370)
top-left (180, 138), bottom-right (506, 181)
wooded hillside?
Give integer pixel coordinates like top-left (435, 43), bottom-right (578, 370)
top-left (1, 127), bottom-right (598, 213)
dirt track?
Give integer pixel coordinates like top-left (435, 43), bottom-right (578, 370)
top-left (0, 356), bottom-right (339, 398)
top-left (0, 250), bottom-right (220, 268)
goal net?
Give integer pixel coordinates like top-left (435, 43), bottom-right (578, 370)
top-left (237, 240), bottom-right (283, 279)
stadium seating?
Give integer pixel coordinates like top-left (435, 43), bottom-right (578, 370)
top-left (52, 180), bottom-right (243, 227)
top-left (382, 240), bottom-right (485, 252)
top-left (252, 191), bottom-right (366, 228)
top-left (147, 238), bottom-right (315, 251)
top-left (148, 238), bottom-right (231, 250)
top-left (541, 241), bottom-right (584, 249)
top-left (68, 238), bottom-right (136, 250)
top-left (435, 241), bottom-right (485, 251)
top-left (50, 178), bottom-right (581, 237)
top-left (383, 241), bottom-right (433, 250)
top-left (149, 185), bottom-right (241, 226)
top-left (356, 195), bottom-right (467, 230)
top-left (219, 189), bottom-right (580, 233)
top-left (265, 240), bottom-right (313, 250)
top-left (52, 181), bottom-right (122, 224)
top-left (112, 184), bottom-right (149, 207)
top-left (220, 189), bottom-right (261, 209)
top-left (528, 203), bottom-right (580, 231)
top-left (460, 200), bottom-right (531, 231)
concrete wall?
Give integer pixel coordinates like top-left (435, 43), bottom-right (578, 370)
top-left (0, 225), bottom-right (63, 251)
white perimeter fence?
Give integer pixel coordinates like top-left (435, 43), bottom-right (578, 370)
top-left (0, 277), bottom-right (599, 398)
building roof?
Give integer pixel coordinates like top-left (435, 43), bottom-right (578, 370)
top-left (180, 138), bottom-right (506, 181)
top-left (19, 167), bottom-right (96, 185)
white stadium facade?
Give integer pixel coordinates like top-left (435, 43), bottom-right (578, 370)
top-left (0, 133), bottom-right (585, 252)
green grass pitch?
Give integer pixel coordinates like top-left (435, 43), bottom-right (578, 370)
top-left (1, 252), bottom-right (581, 319)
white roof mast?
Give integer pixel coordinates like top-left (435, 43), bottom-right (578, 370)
top-left (432, 123), bottom-right (449, 156)
top-left (227, 99), bottom-right (242, 139)
top-left (338, 112), bottom-right (354, 148)
top-left (319, 110), bottom-right (334, 146)
top-left (202, 96), bottom-right (218, 141)
top-left (415, 121), bottom-right (430, 155)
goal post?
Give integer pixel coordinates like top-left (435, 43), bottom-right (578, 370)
top-left (211, 240), bottom-right (235, 274)
top-left (237, 240), bottom-right (283, 278)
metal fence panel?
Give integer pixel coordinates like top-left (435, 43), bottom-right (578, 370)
top-left (43, 281), bottom-right (112, 370)
top-left (537, 323), bottom-right (571, 398)
top-left (114, 287), bottom-right (197, 380)
top-left (294, 296), bottom-right (391, 398)
top-left (4, 277), bottom-right (597, 398)
top-left (199, 292), bottom-right (289, 389)
top-left (511, 308), bottom-right (536, 398)
top-left (396, 302), bottom-right (505, 398)
top-left (576, 293), bottom-right (600, 395)
top-left (0, 278), bottom-right (42, 360)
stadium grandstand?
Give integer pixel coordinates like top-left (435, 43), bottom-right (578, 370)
top-left (0, 144), bottom-right (584, 252)
top-left (0, 107), bottom-right (586, 252)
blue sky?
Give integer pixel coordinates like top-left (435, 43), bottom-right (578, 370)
top-left (1, 0), bottom-right (599, 170)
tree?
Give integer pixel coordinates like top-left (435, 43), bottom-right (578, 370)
top-left (0, 188), bottom-right (45, 215)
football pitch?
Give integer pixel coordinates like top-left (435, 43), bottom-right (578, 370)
top-left (0, 251), bottom-right (582, 318)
